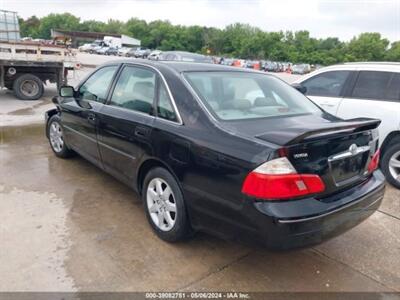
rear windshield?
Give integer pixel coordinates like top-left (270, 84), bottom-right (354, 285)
top-left (184, 71), bottom-right (320, 121)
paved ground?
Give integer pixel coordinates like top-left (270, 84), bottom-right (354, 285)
top-left (0, 54), bottom-right (399, 293)
top-left (0, 125), bottom-right (399, 292)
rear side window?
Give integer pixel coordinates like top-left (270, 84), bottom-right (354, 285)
top-left (386, 73), bottom-right (400, 101)
top-left (110, 66), bottom-right (156, 114)
top-left (351, 71), bottom-right (399, 101)
top-left (351, 71), bottom-right (400, 101)
top-left (157, 83), bottom-right (178, 122)
top-left (302, 71), bottom-right (350, 97)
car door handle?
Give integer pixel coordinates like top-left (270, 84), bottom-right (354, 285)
top-left (134, 126), bottom-right (150, 138)
top-left (87, 113), bottom-right (96, 124)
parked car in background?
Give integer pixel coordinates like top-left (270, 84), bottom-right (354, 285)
top-left (89, 45), bottom-right (103, 54)
top-left (264, 61), bottom-right (278, 72)
top-left (118, 47), bottom-right (131, 57)
top-left (78, 43), bottom-right (94, 52)
top-left (148, 50), bottom-right (162, 60)
top-left (125, 48), bottom-right (137, 58)
top-left (96, 47), bottom-right (110, 55)
top-left (220, 58), bottom-right (234, 66)
top-left (105, 47), bottom-right (119, 56)
top-left (159, 51), bottom-right (213, 63)
top-left (46, 60), bottom-right (383, 249)
top-left (294, 62), bottom-right (400, 188)
top-left (245, 60), bottom-right (255, 69)
top-left (133, 47), bottom-right (151, 58)
top-left (292, 64), bottom-right (311, 74)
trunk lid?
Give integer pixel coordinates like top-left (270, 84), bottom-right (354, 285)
top-left (222, 113), bottom-right (381, 197)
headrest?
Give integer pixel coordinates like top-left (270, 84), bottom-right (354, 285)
top-left (133, 81), bottom-right (154, 100)
top-left (254, 97), bottom-right (278, 107)
top-left (221, 99), bottom-right (252, 110)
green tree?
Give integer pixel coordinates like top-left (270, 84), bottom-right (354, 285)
top-left (386, 41), bottom-right (400, 61)
top-left (19, 16), bottom-right (40, 38)
top-left (346, 33), bottom-right (389, 61)
top-left (16, 13), bottom-right (400, 64)
top-left (80, 20), bottom-right (106, 33)
top-left (38, 13), bottom-right (80, 39)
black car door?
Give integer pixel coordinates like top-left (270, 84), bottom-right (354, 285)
top-left (97, 64), bottom-right (157, 186)
top-left (61, 65), bottom-right (119, 166)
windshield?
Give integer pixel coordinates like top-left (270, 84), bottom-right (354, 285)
top-left (184, 71), bottom-right (321, 121)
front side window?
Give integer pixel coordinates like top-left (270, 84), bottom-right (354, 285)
top-left (302, 71), bottom-right (350, 97)
top-left (184, 71), bottom-right (320, 121)
top-left (110, 66), bottom-right (156, 114)
top-left (78, 66), bottom-right (118, 102)
top-left (351, 71), bottom-right (395, 100)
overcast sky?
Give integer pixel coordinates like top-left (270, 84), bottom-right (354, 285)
top-left (2, 0), bottom-right (400, 42)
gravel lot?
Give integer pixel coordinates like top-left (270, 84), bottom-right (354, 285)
top-left (0, 54), bottom-right (399, 293)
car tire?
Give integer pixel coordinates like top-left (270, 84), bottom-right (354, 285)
top-left (381, 142), bottom-right (400, 189)
top-left (142, 167), bottom-right (193, 242)
top-left (13, 74), bottom-right (44, 100)
top-left (47, 115), bottom-right (74, 158)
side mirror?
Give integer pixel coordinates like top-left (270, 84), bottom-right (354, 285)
top-left (291, 83), bottom-right (307, 94)
top-left (59, 85), bottom-right (75, 97)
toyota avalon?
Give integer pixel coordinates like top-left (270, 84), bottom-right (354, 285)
top-left (45, 60), bottom-right (385, 249)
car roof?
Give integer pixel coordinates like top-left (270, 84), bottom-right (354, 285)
top-left (315, 62), bottom-right (400, 72)
top-left (161, 51), bottom-right (206, 57)
top-left (103, 59), bottom-right (262, 74)
top-left (293, 61), bottom-right (400, 84)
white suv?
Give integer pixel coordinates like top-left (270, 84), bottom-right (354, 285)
top-left (294, 62), bottom-right (400, 188)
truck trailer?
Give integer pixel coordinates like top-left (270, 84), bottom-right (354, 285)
top-left (0, 10), bottom-right (77, 100)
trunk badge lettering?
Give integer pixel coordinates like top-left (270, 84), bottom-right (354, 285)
top-left (294, 153), bottom-right (308, 159)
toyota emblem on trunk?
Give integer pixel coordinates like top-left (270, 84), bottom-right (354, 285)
top-left (349, 144), bottom-right (358, 155)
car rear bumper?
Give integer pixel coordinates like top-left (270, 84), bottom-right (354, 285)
top-left (252, 170), bottom-right (385, 249)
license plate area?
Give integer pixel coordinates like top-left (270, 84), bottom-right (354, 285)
top-left (329, 153), bottom-right (368, 186)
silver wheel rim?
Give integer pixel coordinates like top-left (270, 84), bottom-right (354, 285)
top-left (20, 80), bottom-right (39, 97)
top-left (49, 122), bottom-right (64, 153)
top-left (146, 178), bottom-right (177, 232)
top-left (389, 151), bottom-right (400, 183)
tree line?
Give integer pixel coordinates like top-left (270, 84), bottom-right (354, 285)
top-left (19, 13), bottom-right (400, 65)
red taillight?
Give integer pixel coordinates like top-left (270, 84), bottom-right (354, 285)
top-left (368, 149), bottom-right (380, 173)
top-left (242, 157), bottom-right (325, 200)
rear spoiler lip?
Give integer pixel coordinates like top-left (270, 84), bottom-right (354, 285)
top-left (256, 118), bottom-right (381, 146)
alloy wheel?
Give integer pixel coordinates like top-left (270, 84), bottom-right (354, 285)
top-left (389, 150), bottom-right (400, 183)
top-left (49, 121), bottom-right (64, 153)
top-left (146, 178), bottom-right (177, 231)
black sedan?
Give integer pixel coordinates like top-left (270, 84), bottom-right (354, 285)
top-left (45, 60), bottom-right (385, 249)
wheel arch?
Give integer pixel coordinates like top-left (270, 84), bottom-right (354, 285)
top-left (380, 131), bottom-right (400, 158)
top-left (136, 158), bottom-right (180, 196)
top-left (45, 109), bottom-right (60, 138)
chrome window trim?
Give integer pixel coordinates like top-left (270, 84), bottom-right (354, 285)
top-left (102, 102), bottom-right (156, 120)
top-left (114, 62), bottom-right (183, 126)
